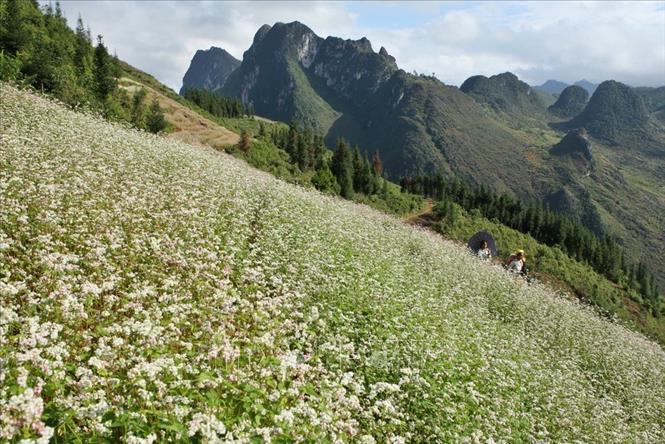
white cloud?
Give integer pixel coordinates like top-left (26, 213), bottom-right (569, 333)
top-left (54, 1), bottom-right (665, 91)
top-left (57, 1), bottom-right (357, 91)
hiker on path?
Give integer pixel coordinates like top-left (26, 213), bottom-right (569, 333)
top-left (505, 249), bottom-right (526, 275)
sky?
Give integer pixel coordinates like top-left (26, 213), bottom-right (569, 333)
top-left (53, 1), bottom-right (665, 92)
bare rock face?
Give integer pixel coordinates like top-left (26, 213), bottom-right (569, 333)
top-left (220, 21), bottom-right (399, 125)
top-left (180, 47), bottom-right (240, 95)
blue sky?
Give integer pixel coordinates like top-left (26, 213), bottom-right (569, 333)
top-left (53, 1), bottom-right (665, 91)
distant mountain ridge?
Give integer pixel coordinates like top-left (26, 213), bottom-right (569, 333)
top-left (534, 79), bottom-right (570, 95)
top-left (534, 79), bottom-right (599, 96)
top-left (460, 72), bottom-right (545, 116)
top-left (220, 21), bottom-right (526, 183)
top-left (180, 46), bottom-right (240, 95)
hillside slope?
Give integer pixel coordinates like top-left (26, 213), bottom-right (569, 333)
top-left (118, 76), bottom-right (240, 149)
top-left (2, 84), bottom-right (665, 442)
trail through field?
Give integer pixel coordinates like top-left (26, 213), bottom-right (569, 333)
top-left (405, 198), bottom-right (434, 224)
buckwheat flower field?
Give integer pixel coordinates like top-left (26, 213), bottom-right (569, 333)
top-left (1, 83), bottom-right (664, 443)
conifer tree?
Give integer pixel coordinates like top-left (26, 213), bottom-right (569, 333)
top-left (130, 88), bottom-right (147, 129)
top-left (93, 35), bottom-right (116, 101)
top-left (0, 0), bottom-right (28, 55)
top-left (331, 139), bottom-right (354, 198)
top-left (74, 15), bottom-right (93, 83)
top-left (146, 97), bottom-right (167, 133)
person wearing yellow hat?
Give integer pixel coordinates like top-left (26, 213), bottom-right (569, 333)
top-left (505, 249), bottom-right (526, 274)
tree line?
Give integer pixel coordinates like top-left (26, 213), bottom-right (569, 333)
top-left (400, 173), bottom-right (661, 304)
top-left (268, 124), bottom-right (386, 198)
top-left (182, 88), bottom-right (247, 119)
top-left (0, 0), bottom-right (167, 133)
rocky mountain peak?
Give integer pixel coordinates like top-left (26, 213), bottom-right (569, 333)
top-left (548, 85), bottom-right (589, 118)
top-left (550, 128), bottom-right (595, 174)
top-left (253, 24), bottom-right (272, 44)
top-left (551, 128), bottom-right (594, 161)
top-left (460, 72), bottom-right (543, 114)
top-left (221, 22), bottom-right (399, 124)
top-left (179, 46), bottom-right (240, 95)
top-left (571, 80), bottom-right (649, 142)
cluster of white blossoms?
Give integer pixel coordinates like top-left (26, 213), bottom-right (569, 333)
top-left (1, 83), bottom-right (664, 443)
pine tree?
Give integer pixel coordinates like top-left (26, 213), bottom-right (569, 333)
top-left (145, 97), bottom-right (167, 133)
top-left (93, 35), bottom-right (116, 101)
top-left (296, 133), bottom-right (309, 170)
top-left (74, 15), bottom-right (93, 83)
top-left (352, 147), bottom-right (364, 193)
top-left (286, 125), bottom-right (298, 160)
top-left (0, 0), bottom-right (28, 55)
top-left (331, 139), bottom-right (354, 198)
top-left (130, 88), bottom-right (147, 129)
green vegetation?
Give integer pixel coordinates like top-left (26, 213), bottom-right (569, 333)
top-left (3, 84), bottom-right (664, 442)
top-left (229, 121), bottom-right (423, 215)
top-left (0, 1), bottom-right (420, 220)
top-left (0, 0), bottom-right (167, 133)
top-left (459, 72), bottom-right (547, 121)
top-left (210, 21), bottom-right (665, 292)
top-left (401, 174), bottom-right (662, 313)
top-left (183, 88), bottom-right (247, 118)
top-left (570, 80), bottom-right (650, 143)
top-left (548, 85), bottom-right (589, 118)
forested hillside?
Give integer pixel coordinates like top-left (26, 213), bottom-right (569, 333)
top-left (0, 0), bottom-right (169, 134)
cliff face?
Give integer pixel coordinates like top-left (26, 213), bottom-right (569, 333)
top-left (180, 47), bottom-right (240, 95)
top-left (221, 21), bottom-right (398, 128)
top-left (220, 22), bottom-right (528, 183)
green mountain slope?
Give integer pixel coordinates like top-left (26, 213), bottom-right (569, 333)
top-left (548, 85), bottom-right (589, 118)
top-left (570, 80), bottom-right (651, 144)
top-left (460, 72), bottom-right (547, 119)
top-left (409, 198), bottom-right (665, 343)
top-left (3, 83), bottom-right (665, 443)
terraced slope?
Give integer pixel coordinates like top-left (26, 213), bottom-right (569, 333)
top-left (1, 84), bottom-right (664, 442)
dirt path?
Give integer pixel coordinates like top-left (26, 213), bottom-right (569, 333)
top-left (405, 199), bottom-right (434, 225)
